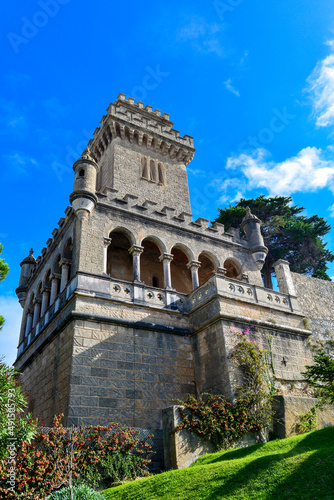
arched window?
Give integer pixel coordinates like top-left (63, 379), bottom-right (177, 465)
top-left (133, 131), bottom-right (139, 145)
top-left (171, 246), bottom-right (192, 294)
top-left (150, 160), bottom-right (157, 182)
top-left (224, 259), bottom-right (240, 279)
top-left (124, 127), bottom-right (130, 142)
top-left (140, 239), bottom-right (163, 287)
top-left (143, 135), bottom-right (148, 147)
top-left (141, 157), bottom-right (148, 179)
top-left (107, 231), bottom-right (133, 281)
top-left (158, 163), bottom-right (165, 185)
top-left (198, 253), bottom-right (216, 286)
top-left (115, 123), bottom-right (121, 138)
top-left (151, 138), bottom-right (157, 150)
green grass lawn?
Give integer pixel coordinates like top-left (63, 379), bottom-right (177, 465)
top-left (102, 427), bottom-right (334, 500)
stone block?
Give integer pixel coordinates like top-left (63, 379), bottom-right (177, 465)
top-left (273, 395), bottom-right (334, 438)
top-left (162, 406), bottom-right (214, 470)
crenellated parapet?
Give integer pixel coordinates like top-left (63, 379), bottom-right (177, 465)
top-left (19, 206), bottom-right (74, 295)
top-left (87, 93), bottom-right (195, 166)
top-left (97, 188), bottom-right (246, 247)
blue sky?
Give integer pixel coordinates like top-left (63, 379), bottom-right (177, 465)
top-left (1, 0), bottom-right (334, 365)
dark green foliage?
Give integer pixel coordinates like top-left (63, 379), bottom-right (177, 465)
top-left (0, 244), bottom-right (9, 283)
top-left (76, 445), bottom-right (152, 489)
top-left (0, 244), bottom-right (9, 331)
top-left (296, 406), bottom-right (317, 434)
top-left (0, 360), bottom-right (38, 460)
top-left (214, 195), bottom-right (334, 288)
top-left (302, 350), bottom-right (334, 407)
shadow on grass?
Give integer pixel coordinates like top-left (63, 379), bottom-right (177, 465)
top-left (198, 442), bottom-right (266, 465)
top-left (199, 426), bottom-right (334, 466)
top-left (204, 428), bottom-right (334, 500)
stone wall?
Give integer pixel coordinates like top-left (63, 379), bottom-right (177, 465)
top-left (273, 395), bottom-right (334, 438)
top-left (19, 322), bottom-right (73, 426)
top-left (292, 273), bottom-right (334, 345)
top-left (193, 317), bottom-right (313, 399)
top-left (67, 317), bottom-right (194, 429)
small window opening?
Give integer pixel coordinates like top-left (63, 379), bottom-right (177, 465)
top-left (150, 160), bottom-right (157, 182)
top-left (79, 169), bottom-right (85, 177)
top-left (152, 276), bottom-right (159, 288)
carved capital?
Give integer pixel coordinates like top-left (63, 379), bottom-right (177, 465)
top-left (59, 258), bottom-right (72, 268)
top-left (50, 273), bottom-right (61, 281)
top-left (159, 253), bottom-right (174, 263)
top-left (104, 237), bottom-right (112, 248)
top-left (186, 260), bottom-right (201, 270)
top-left (128, 245), bottom-right (144, 257)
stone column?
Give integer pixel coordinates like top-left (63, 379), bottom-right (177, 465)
top-left (32, 299), bottom-right (42, 328)
top-left (25, 309), bottom-right (33, 337)
top-left (274, 260), bottom-right (296, 296)
top-left (187, 260), bottom-right (201, 290)
top-left (159, 253), bottom-right (174, 289)
top-left (103, 237), bottom-right (112, 274)
top-left (129, 245), bottom-right (144, 282)
top-left (41, 285), bottom-right (51, 316)
top-left (216, 267), bottom-right (227, 276)
top-left (59, 258), bottom-right (72, 292)
top-left (50, 273), bottom-right (61, 304)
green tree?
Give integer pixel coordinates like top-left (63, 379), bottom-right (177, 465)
top-left (302, 350), bottom-right (334, 407)
top-left (0, 244), bottom-right (9, 331)
top-left (0, 361), bottom-right (38, 459)
top-left (214, 195), bottom-right (334, 289)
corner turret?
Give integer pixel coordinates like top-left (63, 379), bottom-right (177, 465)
top-left (69, 148), bottom-right (99, 220)
top-left (15, 249), bottom-right (36, 307)
top-left (241, 207), bottom-right (268, 269)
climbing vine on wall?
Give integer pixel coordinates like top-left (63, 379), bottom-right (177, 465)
top-left (173, 326), bottom-right (275, 450)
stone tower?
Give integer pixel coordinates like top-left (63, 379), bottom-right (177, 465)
top-left (15, 94), bottom-right (313, 433)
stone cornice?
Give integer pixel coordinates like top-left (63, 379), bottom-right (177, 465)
top-left (87, 94), bottom-right (195, 166)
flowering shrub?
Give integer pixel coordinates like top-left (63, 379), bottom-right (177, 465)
top-left (173, 393), bottom-right (265, 450)
top-left (0, 415), bottom-right (152, 499)
top-left (173, 326), bottom-right (275, 449)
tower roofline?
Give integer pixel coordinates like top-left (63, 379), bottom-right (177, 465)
top-left (86, 94), bottom-right (195, 166)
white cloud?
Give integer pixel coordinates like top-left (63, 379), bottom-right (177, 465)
top-left (329, 204), bottom-right (334, 217)
top-left (223, 78), bottom-right (240, 96)
top-left (307, 42), bottom-right (334, 127)
top-left (178, 18), bottom-right (225, 57)
top-left (217, 146), bottom-right (334, 202)
top-left (3, 153), bottom-right (39, 177)
top-left (187, 168), bottom-right (207, 176)
top-left (0, 296), bottom-right (22, 367)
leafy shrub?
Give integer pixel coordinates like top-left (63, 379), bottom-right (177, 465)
top-left (297, 407), bottom-right (317, 434)
top-left (0, 361), bottom-right (38, 459)
top-left (47, 484), bottom-right (104, 499)
top-left (0, 415), bottom-right (152, 499)
top-left (79, 449), bottom-right (151, 488)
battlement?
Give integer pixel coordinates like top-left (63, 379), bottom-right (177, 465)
top-left (87, 93), bottom-right (195, 166)
top-left (25, 206), bottom-right (74, 288)
top-left (97, 187), bottom-right (246, 247)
